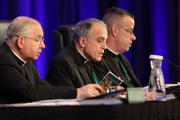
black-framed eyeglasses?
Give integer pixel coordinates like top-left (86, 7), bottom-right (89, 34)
top-left (117, 24), bottom-right (134, 36)
top-left (16, 35), bottom-right (44, 44)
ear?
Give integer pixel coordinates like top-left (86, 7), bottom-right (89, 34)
top-left (111, 25), bottom-right (118, 37)
top-left (79, 36), bottom-right (87, 48)
top-left (16, 36), bottom-right (24, 49)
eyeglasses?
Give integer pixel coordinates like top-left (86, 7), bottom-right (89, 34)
top-left (16, 35), bottom-right (44, 44)
top-left (117, 24), bottom-right (134, 36)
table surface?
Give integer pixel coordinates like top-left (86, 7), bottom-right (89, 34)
top-left (0, 99), bottom-right (180, 120)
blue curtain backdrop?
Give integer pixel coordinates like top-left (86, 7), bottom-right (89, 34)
top-left (0, 0), bottom-right (179, 86)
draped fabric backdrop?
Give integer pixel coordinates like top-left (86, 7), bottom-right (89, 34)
top-left (0, 0), bottom-right (179, 86)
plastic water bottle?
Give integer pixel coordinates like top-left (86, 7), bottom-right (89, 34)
top-left (148, 55), bottom-right (166, 96)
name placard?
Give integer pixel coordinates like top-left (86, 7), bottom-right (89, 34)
top-left (127, 87), bottom-right (145, 103)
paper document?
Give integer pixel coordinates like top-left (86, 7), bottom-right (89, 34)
top-left (99, 71), bottom-right (123, 92)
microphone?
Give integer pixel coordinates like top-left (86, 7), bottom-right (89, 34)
top-left (162, 58), bottom-right (180, 96)
top-left (163, 58), bottom-right (180, 70)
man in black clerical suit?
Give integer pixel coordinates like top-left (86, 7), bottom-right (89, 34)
top-left (0, 16), bottom-right (104, 103)
top-left (46, 18), bottom-right (108, 90)
top-left (93, 7), bottom-right (141, 88)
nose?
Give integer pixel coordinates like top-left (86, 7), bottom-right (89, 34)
top-left (40, 41), bottom-right (46, 49)
top-left (130, 33), bottom-right (136, 41)
top-left (102, 41), bottom-right (107, 50)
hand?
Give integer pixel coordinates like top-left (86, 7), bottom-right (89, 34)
top-left (108, 86), bottom-right (124, 92)
top-left (76, 84), bottom-right (105, 99)
top-left (113, 86), bottom-right (124, 90)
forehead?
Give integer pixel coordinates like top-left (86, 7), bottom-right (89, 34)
top-left (121, 15), bottom-right (135, 26)
top-left (27, 24), bottom-right (44, 37)
top-left (90, 22), bottom-right (107, 36)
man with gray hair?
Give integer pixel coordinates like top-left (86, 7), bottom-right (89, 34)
top-left (0, 16), bottom-right (104, 103)
top-left (46, 18), bottom-right (108, 94)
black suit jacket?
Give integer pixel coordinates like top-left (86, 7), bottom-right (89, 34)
top-left (46, 43), bottom-right (99, 88)
top-left (93, 49), bottom-right (141, 88)
top-left (0, 43), bottom-right (76, 103)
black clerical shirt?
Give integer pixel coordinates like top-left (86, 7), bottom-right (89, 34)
top-left (93, 49), bottom-right (141, 88)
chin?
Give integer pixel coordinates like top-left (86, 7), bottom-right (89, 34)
top-left (95, 57), bottom-right (102, 62)
top-left (125, 48), bottom-right (130, 52)
top-left (33, 57), bottom-right (38, 60)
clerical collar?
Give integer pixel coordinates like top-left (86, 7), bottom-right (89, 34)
top-left (10, 48), bottom-right (27, 67)
top-left (107, 48), bottom-right (119, 55)
top-left (76, 47), bottom-right (90, 64)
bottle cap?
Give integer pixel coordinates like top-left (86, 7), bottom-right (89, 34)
top-left (149, 54), bottom-right (163, 60)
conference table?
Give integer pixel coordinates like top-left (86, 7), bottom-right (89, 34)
top-left (0, 98), bottom-right (180, 120)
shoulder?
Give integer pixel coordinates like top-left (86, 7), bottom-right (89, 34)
top-left (48, 47), bottom-right (77, 70)
top-left (0, 43), bottom-right (16, 65)
top-left (52, 48), bottom-right (74, 64)
top-left (55, 46), bottom-right (75, 61)
top-left (120, 54), bottom-right (128, 60)
top-left (119, 54), bottom-right (133, 68)
top-left (0, 44), bottom-right (24, 76)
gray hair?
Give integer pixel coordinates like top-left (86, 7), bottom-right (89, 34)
top-left (4, 16), bottom-right (40, 43)
top-left (72, 18), bottom-right (107, 43)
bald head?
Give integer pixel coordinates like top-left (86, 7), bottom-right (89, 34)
top-left (5, 16), bottom-right (41, 43)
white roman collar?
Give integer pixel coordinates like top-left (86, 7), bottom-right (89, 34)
top-left (76, 48), bottom-right (90, 64)
top-left (10, 48), bottom-right (27, 67)
top-left (107, 48), bottom-right (119, 55)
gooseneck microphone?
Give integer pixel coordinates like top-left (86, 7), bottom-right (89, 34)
top-left (163, 58), bottom-right (180, 96)
top-left (163, 58), bottom-right (180, 70)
